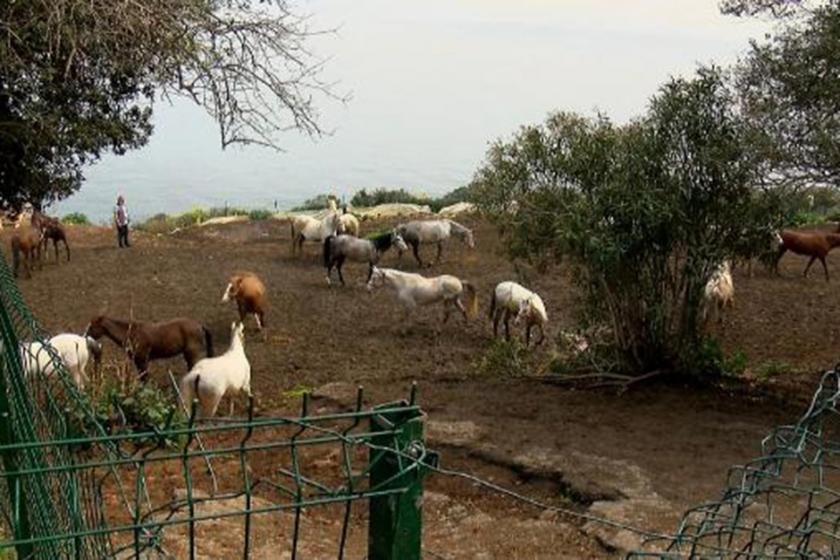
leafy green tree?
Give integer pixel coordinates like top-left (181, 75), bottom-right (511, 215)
top-left (723, 0), bottom-right (840, 184)
top-left (0, 1), bottom-right (336, 210)
top-left (472, 68), bottom-right (785, 377)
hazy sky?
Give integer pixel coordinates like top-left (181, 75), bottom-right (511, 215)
top-left (56, 1), bottom-right (769, 220)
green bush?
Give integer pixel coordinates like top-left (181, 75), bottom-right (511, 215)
top-left (472, 68), bottom-right (786, 377)
top-left (91, 382), bottom-right (187, 448)
top-left (248, 208), bottom-right (273, 221)
top-left (292, 194), bottom-right (336, 211)
top-left (61, 212), bottom-right (90, 225)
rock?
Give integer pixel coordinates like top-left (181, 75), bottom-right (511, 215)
top-left (426, 420), bottom-right (485, 447)
top-left (311, 382), bottom-right (359, 406)
top-left (438, 202), bottom-right (476, 217)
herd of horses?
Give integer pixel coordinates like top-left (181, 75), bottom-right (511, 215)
top-left (8, 207), bottom-right (70, 278)
top-left (13, 201), bottom-right (840, 419)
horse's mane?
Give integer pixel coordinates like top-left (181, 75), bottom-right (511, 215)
top-left (447, 219), bottom-right (471, 235)
top-left (370, 231), bottom-right (394, 251)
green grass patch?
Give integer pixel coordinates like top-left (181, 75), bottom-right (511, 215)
top-left (757, 360), bottom-right (792, 379)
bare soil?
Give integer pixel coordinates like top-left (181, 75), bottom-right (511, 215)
top-left (7, 218), bottom-right (837, 558)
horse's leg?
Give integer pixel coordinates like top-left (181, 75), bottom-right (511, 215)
top-left (64, 239), bottom-right (70, 262)
top-left (337, 256), bottom-right (346, 286)
top-left (804, 256), bottom-right (816, 278)
top-left (256, 311), bottom-right (265, 331)
top-left (134, 357), bottom-right (149, 382)
top-left (411, 241), bottom-right (423, 268)
top-left (773, 247), bottom-right (786, 276)
top-left (435, 241), bottom-right (443, 265)
top-left (492, 309), bottom-right (501, 338)
top-left (454, 298), bottom-right (468, 321)
top-left (525, 322), bottom-right (533, 346)
top-left (503, 310), bottom-right (511, 341)
top-left (54, 239), bottom-right (59, 262)
top-left (237, 301), bottom-right (247, 325)
top-left (821, 256), bottom-right (830, 281)
top-left (442, 300), bottom-right (452, 324)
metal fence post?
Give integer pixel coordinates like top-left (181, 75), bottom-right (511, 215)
top-left (368, 399), bottom-right (437, 560)
top-left (0, 319), bottom-right (33, 559)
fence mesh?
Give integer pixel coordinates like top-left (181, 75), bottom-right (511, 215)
top-left (630, 367), bottom-right (840, 558)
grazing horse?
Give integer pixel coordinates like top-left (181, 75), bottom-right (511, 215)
top-left (85, 315), bottom-right (214, 379)
top-left (323, 231), bottom-right (408, 286)
top-left (290, 212), bottom-right (340, 257)
top-left (773, 230), bottom-right (840, 281)
top-left (366, 266), bottom-right (479, 328)
top-left (396, 219), bottom-right (475, 267)
top-left (11, 226), bottom-right (43, 278)
top-left (21, 334), bottom-right (102, 389)
top-left (489, 281), bottom-right (548, 346)
top-left (703, 262), bottom-right (734, 324)
top-left (222, 272), bottom-right (268, 330)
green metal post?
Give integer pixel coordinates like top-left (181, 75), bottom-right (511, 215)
top-left (0, 330), bottom-right (34, 559)
top-left (367, 400), bottom-right (436, 560)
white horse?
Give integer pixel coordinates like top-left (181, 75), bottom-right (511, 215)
top-left (703, 261), bottom-right (734, 324)
top-left (337, 213), bottom-right (360, 236)
top-left (367, 266), bottom-right (478, 327)
top-left (396, 219), bottom-right (475, 267)
top-left (324, 231), bottom-right (407, 286)
top-left (489, 282), bottom-right (548, 345)
top-left (180, 322), bottom-right (251, 418)
top-left (290, 211), bottom-right (340, 257)
top-left (21, 333), bottom-right (102, 388)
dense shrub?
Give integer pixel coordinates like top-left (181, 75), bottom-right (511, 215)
top-left (472, 67), bottom-right (785, 378)
top-left (292, 194), bottom-right (336, 211)
top-left (248, 208), bottom-right (273, 221)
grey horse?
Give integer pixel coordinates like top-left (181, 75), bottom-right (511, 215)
top-left (323, 230), bottom-right (408, 286)
top-left (396, 219), bottom-right (475, 267)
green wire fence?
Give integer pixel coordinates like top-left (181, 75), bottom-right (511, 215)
top-left (0, 251), bottom-right (436, 559)
top-left (629, 368), bottom-right (840, 559)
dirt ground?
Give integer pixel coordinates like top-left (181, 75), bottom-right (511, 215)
top-left (7, 218), bottom-right (839, 558)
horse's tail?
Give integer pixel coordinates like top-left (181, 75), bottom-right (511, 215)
top-left (10, 238), bottom-right (20, 276)
top-left (488, 286), bottom-right (496, 321)
top-left (202, 326), bottom-right (214, 358)
top-left (462, 281), bottom-right (479, 320)
top-left (323, 235), bottom-right (334, 268)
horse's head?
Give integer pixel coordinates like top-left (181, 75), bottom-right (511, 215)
top-left (85, 315), bottom-right (106, 339)
top-left (392, 231), bottom-right (408, 252)
top-left (230, 321), bottom-right (246, 346)
top-left (222, 278), bottom-right (240, 303)
top-left (513, 298), bottom-right (533, 326)
top-left (367, 266), bottom-right (385, 292)
top-left (464, 229), bottom-right (475, 249)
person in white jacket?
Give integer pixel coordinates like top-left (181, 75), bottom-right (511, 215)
top-left (114, 195), bottom-right (131, 248)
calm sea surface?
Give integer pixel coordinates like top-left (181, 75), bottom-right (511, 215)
top-left (53, 1), bottom-right (768, 222)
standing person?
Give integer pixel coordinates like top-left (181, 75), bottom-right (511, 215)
top-left (114, 195), bottom-right (130, 248)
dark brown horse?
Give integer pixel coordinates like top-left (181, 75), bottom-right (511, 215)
top-left (85, 315), bottom-right (214, 379)
top-left (31, 210), bottom-right (69, 262)
top-left (11, 226), bottom-right (43, 278)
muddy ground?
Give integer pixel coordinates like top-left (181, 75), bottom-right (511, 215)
top-left (7, 218), bottom-right (839, 558)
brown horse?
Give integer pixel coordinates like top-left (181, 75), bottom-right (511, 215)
top-left (85, 315), bottom-right (214, 379)
top-left (774, 230), bottom-right (840, 281)
top-left (31, 210), bottom-right (69, 262)
top-left (10, 226), bottom-right (43, 278)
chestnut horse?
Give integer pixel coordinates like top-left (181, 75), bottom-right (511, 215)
top-left (774, 230), bottom-right (840, 281)
top-left (10, 226), bottom-right (43, 278)
top-left (85, 315), bottom-right (214, 379)
top-left (31, 210), bottom-right (69, 262)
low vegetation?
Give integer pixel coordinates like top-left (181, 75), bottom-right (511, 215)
top-left (61, 212), bottom-right (90, 225)
top-left (135, 206), bottom-right (270, 233)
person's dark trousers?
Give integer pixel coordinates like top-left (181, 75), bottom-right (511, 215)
top-left (117, 225), bottom-right (130, 247)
